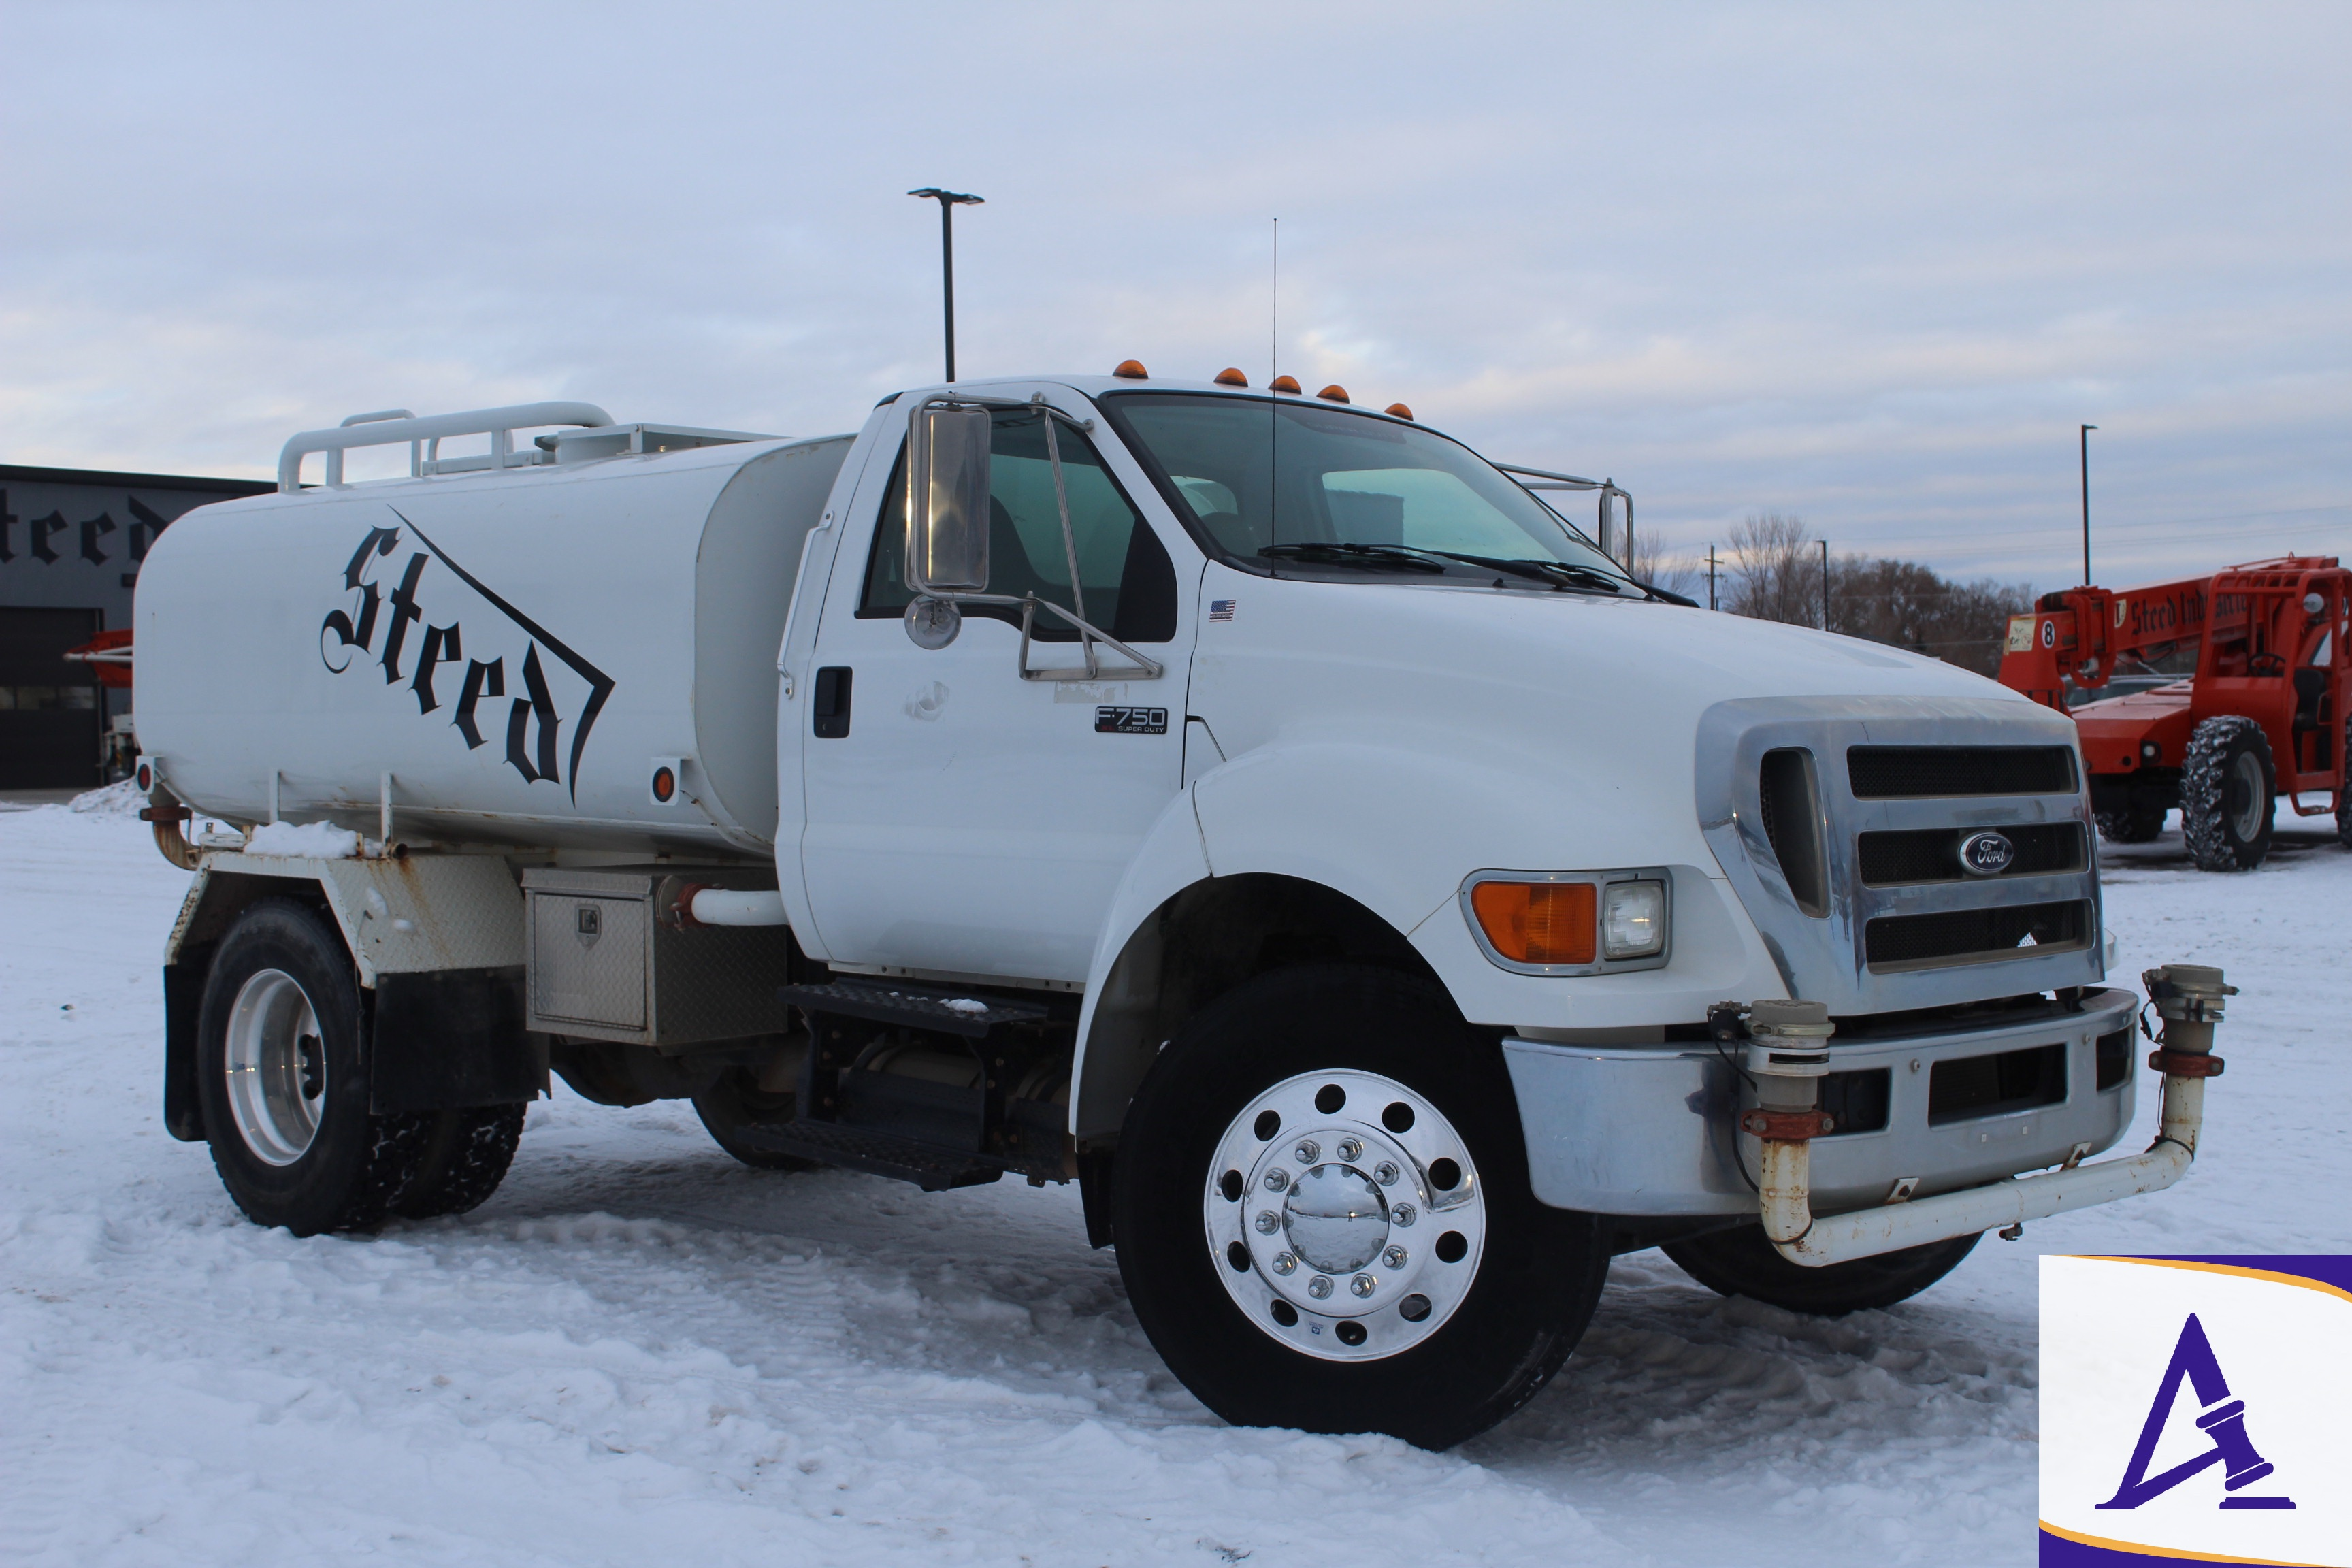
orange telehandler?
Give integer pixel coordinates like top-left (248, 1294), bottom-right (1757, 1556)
top-left (1996, 555), bottom-right (2351, 870)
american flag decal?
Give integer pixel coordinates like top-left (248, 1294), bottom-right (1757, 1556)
top-left (1209, 598), bottom-right (1236, 622)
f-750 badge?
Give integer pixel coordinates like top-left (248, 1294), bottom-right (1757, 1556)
top-left (1095, 706), bottom-right (1169, 735)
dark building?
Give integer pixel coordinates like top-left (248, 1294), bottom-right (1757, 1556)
top-left (1, 465), bottom-right (274, 788)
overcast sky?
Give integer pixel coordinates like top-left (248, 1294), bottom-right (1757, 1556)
top-left (5, 2), bottom-right (2346, 593)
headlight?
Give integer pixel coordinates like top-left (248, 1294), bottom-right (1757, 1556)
top-left (1601, 880), bottom-right (1667, 959)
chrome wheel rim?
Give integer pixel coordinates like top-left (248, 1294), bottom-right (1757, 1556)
top-left (224, 968), bottom-right (326, 1166)
top-left (2227, 751), bottom-right (2266, 842)
top-left (1203, 1069), bottom-right (1487, 1362)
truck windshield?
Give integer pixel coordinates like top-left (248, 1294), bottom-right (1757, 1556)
top-left (1102, 391), bottom-right (1639, 594)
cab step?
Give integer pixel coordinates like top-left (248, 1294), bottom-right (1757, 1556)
top-left (779, 979), bottom-right (1051, 1039)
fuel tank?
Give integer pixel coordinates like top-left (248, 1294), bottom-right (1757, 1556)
top-left (135, 431), bottom-right (854, 855)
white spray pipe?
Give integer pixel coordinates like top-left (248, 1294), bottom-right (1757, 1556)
top-left (686, 887), bottom-right (789, 927)
top-left (1750, 964), bottom-right (2230, 1269)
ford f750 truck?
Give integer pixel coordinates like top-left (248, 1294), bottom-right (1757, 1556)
top-left (131, 372), bottom-right (2227, 1447)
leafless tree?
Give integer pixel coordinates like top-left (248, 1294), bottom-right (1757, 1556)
top-left (1718, 512), bottom-right (2031, 676)
top-left (1725, 512), bottom-right (1822, 626)
top-left (1624, 532), bottom-right (1706, 602)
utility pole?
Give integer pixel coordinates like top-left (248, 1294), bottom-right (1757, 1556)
top-left (1820, 538), bottom-right (1830, 632)
top-left (2080, 424), bottom-right (2097, 585)
top-left (1708, 544), bottom-right (1719, 611)
top-left (908, 188), bottom-right (984, 382)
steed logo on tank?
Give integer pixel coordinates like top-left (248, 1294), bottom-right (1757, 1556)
top-left (318, 509), bottom-right (615, 799)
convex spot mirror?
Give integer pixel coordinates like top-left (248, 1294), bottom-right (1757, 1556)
top-left (909, 404), bottom-right (992, 595)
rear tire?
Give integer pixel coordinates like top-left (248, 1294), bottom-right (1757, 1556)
top-left (1663, 1224), bottom-right (1980, 1316)
top-left (2180, 715), bottom-right (2274, 871)
top-left (692, 1067), bottom-right (821, 1171)
top-left (197, 898), bottom-right (431, 1236)
top-left (397, 1105), bottom-right (527, 1218)
top-left (1113, 964), bottom-right (1606, 1450)
top-left (2094, 807), bottom-right (2166, 844)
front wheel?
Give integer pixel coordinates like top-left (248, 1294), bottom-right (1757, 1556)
top-left (1113, 965), bottom-right (1605, 1450)
top-left (2180, 715), bottom-right (2274, 871)
top-left (1663, 1224), bottom-right (1980, 1316)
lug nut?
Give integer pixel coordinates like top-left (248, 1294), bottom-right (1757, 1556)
top-left (1392, 1203), bottom-right (1416, 1227)
top-left (1272, 1252), bottom-right (1298, 1275)
top-left (1351, 1273), bottom-right (1376, 1298)
top-left (1254, 1210), bottom-right (1280, 1235)
top-left (1382, 1245), bottom-right (1407, 1269)
top-left (1294, 1140), bottom-right (1320, 1164)
top-left (1263, 1169), bottom-right (1289, 1192)
top-left (1307, 1275), bottom-right (1334, 1299)
top-left (1373, 1160), bottom-right (1400, 1186)
top-left (1337, 1137), bottom-right (1363, 1162)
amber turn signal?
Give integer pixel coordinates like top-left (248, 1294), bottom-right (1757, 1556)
top-left (1214, 368), bottom-right (1250, 387)
top-left (1316, 384), bottom-right (1349, 403)
top-left (1385, 402), bottom-right (1414, 421)
top-left (1269, 374), bottom-right (1301, 393)
top-left (1113, 359), bottom-right (1149, 380)
top-left (1470, 881), bottom-right (1597, 966)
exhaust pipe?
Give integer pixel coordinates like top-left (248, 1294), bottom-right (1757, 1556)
top-left (1726, 965), bottom-right (2230, 1268)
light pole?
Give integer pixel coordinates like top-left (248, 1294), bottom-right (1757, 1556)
top-left (2080, 424), bottom-right (2098, 585)
top-left (1820, 538), bottom-right (1830, 632)
top-left (908, 188), bottom-right (984, 382)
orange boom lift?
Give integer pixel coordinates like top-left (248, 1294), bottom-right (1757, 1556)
top-left (1997, 555), bottom-right (2351, 871)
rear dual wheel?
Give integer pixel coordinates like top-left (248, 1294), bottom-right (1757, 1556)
top-left (197, 899), bottom-right (525, 1235)
top-left (1113, 965), bottom-right (1605, 1450)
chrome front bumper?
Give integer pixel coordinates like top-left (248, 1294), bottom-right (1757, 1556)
top-left (1504, 987), bottom-right (2138, 1215)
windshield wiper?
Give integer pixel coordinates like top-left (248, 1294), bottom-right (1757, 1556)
top-left (1258, 542), bottom-right (1451, 574)
top-left (1426, 553), bottom-right (1633, 594)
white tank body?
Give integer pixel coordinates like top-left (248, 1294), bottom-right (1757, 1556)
top-left (135, 433), bottom-right (854, 857)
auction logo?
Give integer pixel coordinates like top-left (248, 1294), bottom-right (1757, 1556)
top-left (319, 508), bottom-right (614, 800)
top-left (2041, 1256), bottom-right (2348, 1566)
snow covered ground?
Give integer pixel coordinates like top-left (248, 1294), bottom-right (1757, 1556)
top-left (3, 798), bottom-right (2345, 1567)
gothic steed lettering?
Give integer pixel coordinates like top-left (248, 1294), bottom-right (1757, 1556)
top-left (318, 510), bottom-right (615, 798)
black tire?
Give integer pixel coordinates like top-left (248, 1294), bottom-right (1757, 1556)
top-left (1663, 1224), bottom-right (1980, 1316)
top-left (2180, 715), bottom-right (2275, 871)
top-left (2094, 808), bottom-right (2166, 844)
top-left (196, 898), bottom-right (431, 1236)
top-left (691, 1066), bottom-right (821, 1171)
top-left (396, 1104), bottom-right (527, 1218)
top-left (1112, 964), bottom-right (1607, 1450)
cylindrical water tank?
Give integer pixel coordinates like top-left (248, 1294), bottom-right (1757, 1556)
top-left (135, 431), bottom-right (854, 856)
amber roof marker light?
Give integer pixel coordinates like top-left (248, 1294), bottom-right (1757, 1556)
top-left (1316, 385), bottom-right (1350, 404)
top-left (1112, 359), bottom-right (1149, 380)
top-left (1386, 402), bottom-right (1414, 421)
top-left (1269, 374), bottom-right (1301, 394)
top-left (1215, 368), bottom-right (1250, 387)
top-left (906, 188), bottom-right (984, 382)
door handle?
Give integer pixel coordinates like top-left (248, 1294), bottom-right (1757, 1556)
top-left (813, 666), bottom-right (853, 738)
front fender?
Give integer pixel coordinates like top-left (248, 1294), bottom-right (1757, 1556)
top-left (1071, 789), bottom-right (1212, 1138)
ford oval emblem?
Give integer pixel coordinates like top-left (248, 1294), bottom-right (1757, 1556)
top-left (1959, 830), bottom-right (2016, 876)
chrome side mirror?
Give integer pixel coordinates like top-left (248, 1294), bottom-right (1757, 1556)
top-left (907, 403), bottom-right (991, 595)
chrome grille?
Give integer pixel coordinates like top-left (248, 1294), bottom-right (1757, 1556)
top-left (1697, 696), bottom-right (2104, 1013)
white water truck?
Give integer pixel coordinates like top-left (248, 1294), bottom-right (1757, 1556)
top-left (131, 374), bottom-right (2230, 1448)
